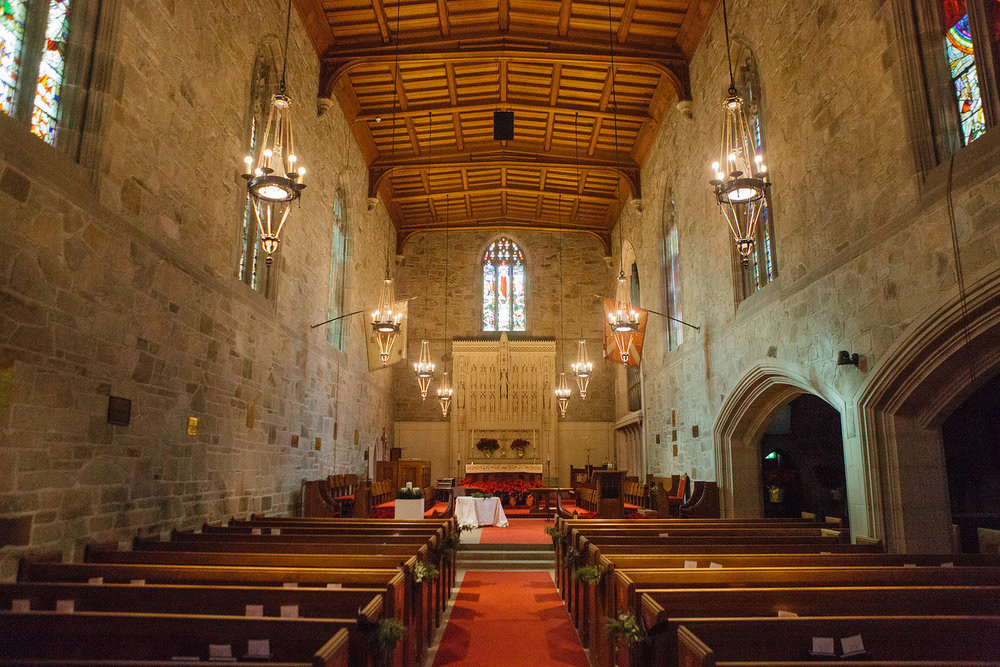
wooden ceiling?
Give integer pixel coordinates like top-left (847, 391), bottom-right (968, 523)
top-left (293, 0), bottom-right (718, 252)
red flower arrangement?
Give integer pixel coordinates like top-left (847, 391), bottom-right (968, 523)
top-left (458, 478), bottom-right (543, 506)
top-left (510, 438), bottom-right (530, 451)
top-left (475, 438), bottom-right (500, 453)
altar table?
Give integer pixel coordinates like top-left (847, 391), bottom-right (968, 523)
top-left (455, 496), bottom-right (508, 528)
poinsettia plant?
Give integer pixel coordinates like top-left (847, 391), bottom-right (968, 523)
top-left (475, 438), bottom-right (500, 453)
top-left (510, 438), bottom-right (530, 451)
top-left (458, 478), bottom-right (543, 507)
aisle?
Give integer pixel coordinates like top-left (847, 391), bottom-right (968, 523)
top-left (430, 571), bottom-right (589, 666)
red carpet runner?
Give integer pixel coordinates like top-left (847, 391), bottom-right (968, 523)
top-left (479, 518), bottom-right (553, 544)
top-left (432, 571), bottom-right (588, 666)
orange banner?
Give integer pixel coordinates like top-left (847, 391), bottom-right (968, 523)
top-left (602, 297), bottom-right (648, 368)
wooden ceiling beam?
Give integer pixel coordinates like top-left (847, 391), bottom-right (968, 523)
top-left (445, 62), bottom-right (459, 106)
top-left (549, 63), bottom-right (562, 106)
top-left (371, 0), bottom-right (391, 44)
top-left (543, 111), bottom-right (555, 151)
top-left (586, 117), bottom-right (604, 156)
top-left (557, 0), bottom-right (572, 36)
top-left (499, 60), bottom-right (508, 103)
top-left (437, 0), bottom-right (451, 38)
top-left (618, 0), bottom-right (638, 44)
top-left (499, 0), bottom-right (509, 32)
top-left (398, 222), bottom-right (612, 254)
top-left (391, 185), bottom-right (616, 206)
top-left (404, 116), bottom-right (421, 156)
top-left (354, 99), bottom-right (651, 125)
top-left (292, 0), bottom-right (334, 55)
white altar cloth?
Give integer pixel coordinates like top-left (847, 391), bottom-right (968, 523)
top-left (455, 496), bottom-right (508, 528)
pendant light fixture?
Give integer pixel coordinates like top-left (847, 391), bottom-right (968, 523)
top-left (413, 112), bottom-right (436, 398)
top-left (554, 195), bottom-right (572, 418)
top-left (370, 1), bottom-right (406, 365)
top-left (569, 113), bottom-right (592, 397)
top-left (709, 0), bottom-right (770, 266)
top-left (604, 0), bottom-right (639, 364)
top-left (241, 0), bottom-right (306, 265)
top-left (437, 194), bottom-right (453, 418)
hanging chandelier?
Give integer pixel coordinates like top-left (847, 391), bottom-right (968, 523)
top-left (609, 271), bottom-right (639, 363)
top-left (413, 112), bottom-right (435, 398)
top-left (437, 194), bottom-right (453, 418)
top-left (571, 335), bottom-right (592, 398)
top-left (569, 113), bottom-right (591, 398)
top-left (709, 0), bottom-right (770, 267)
top-left (241, 0), bottom-right (305, 265)
top-left (555, 372), bottom-right (571, 418)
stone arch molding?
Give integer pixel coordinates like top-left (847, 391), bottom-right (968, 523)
top-left (855, 267), bottom-right (1000, 553)
top-left (713, 360), bottom-right (873, 540)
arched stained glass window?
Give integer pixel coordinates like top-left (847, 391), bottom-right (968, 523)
top-left (0, 1), bottom-right (29, 115)
top-left (943, 2), bottom-right (987, 145)
top-left (327, 186), bottom-right (350, 349)
top-left (30, 0), bottom-right (70, 144)
top-left (482, 236), bottom-right (526, 332)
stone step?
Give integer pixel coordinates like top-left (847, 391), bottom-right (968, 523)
top-left (456, 558), bottom-right (555, 571)
top-left (458, 549), bottom-right (553, 562)
top-left (460, 543), bottom-right (554, 553)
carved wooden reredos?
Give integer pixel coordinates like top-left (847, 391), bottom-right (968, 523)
top-left (450, 334), bottom-right (557, 476)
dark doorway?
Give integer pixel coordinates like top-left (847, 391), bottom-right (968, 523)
top-left (759, 394), bottom-right (847, 524)
top-left (941, 370), bottom-right (1000, 551)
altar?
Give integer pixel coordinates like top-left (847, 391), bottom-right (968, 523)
top-left (464, 463), bottom-right (543, 483)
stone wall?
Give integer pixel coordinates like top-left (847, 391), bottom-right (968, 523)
top-left (612, 0), bottom-right (1000, 549)
top-left (393, 229), bottom-right (615, 424)
top-left (0, 0), bottom-right (395, 578)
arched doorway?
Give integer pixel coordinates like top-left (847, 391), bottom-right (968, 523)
top-left (856, 269), bottom-right (1000, 553)
top-left (759, 395), bottom-right (847, 523)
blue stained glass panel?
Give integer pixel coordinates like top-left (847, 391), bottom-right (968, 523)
top-left (30, 0), bottom-right (70, 145)
top-left (483, 262), bottom-right (496, 330)
top-left (512, 262), bottom-right (525, 330)
top-left (944, 13), bottom-right (986, 145)
top-left (0, 0), bottom-right (28, 114)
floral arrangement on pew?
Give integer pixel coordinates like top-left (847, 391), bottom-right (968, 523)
top-left (475, 438), bottom-right (500, 456)
top-left (509, 438), bottom-right (530, 458)
top-left (458, 478), bottom-right (543, 507)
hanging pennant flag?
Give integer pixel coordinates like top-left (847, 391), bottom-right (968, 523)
top-left (365, 300), bottom-right (408, 371)
top-left (602, 298), bottom-right (648, 368)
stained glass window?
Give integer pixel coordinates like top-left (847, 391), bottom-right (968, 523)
top-left (663, 188), bottom-right (683, 351)
top-left (0, 0), bottom-right (28, 115)
top-left (482, 236), bottom-right (525, 332)
top-left (29, 0), bottom-right (69, 145)
top-left (943, 6), bottom-right (987, 145)
top-left (327, 187), bottom-right (349, 349)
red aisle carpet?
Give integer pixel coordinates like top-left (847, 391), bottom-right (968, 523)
top-left (479, 518), bottom-right (552, 544)
top-left (432, 571), bottom-right (588, 666)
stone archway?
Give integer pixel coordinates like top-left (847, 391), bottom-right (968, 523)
top-left (713, 360), bottom-right (870, 539)
top-left (856, 268), bottom-right (1000, 553)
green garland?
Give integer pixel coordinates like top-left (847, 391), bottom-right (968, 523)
top-left (368, 618), bottom-right (406, 665)
top-left (573, 564), bottom-right (605, 583)
top-left (413, 561), bottom-right (440, 583)
top-left (605, 612), bottom-right (644, 647)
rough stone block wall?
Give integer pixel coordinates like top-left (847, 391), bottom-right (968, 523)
top-left (393, 229), bottom-right (615, 423)
top-left (0, 0), bottom-right (394, 578)
top-left (612, 0), bottom-right (1000, 539)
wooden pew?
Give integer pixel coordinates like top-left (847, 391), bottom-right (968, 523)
top-left (673, 616), bottom-right (1000, 666)
top-left (0, 610), bottom-right (361, 666)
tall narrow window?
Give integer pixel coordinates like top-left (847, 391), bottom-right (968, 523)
top-left (662, 187), bottom-right (683, 351)
top-left (29, 0), bottom-right (69, 144)
top-left (733, 46), bottom-right (778, 303)
top-left (482, 236), bottom-right (526, 332)
top-left (327, 186), bottom-right (350, 350)
top-left (943, 1), bottom-right (987, 144)
top-left (0, 1), bottom-right (28, 115)
top-left (237, 44), bottom-right (276, 296)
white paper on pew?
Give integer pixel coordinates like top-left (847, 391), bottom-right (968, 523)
top-left (251, 528), bottom-right (261, 535)
top-left (11, 599), bottom-right (30, 612)
top-left (658, 532), bottom-right (669, 537)
top-left (209, 644), bottom-right (234, 661)
top-left (282, 582), bottom-right (297, 588)
top-left (709, 562), bottom-right (723, 569)
top-left (810, 637), bottom-right (835, 657)
top-left (245, 604), bottom-right (264, 617)
top-left (171, 656), bottom-right (200, 661)
top-left (903, 563), bottom-right (917, 568)
top-left (130, 579), bottom-right (146, 586)
top-left (280, 604), bottom-right (299, 618)
top-left (327, 583), bottom-right (342, 589)
top-left (777, 610), bottom-right (798, 617)
top-left (246, 639), bottom-right (271, 659)
top-left (941, 562), bottom-right (955, 568)
top-left (683, 560), bottom-right (697, 569)
top-left (820, 551), bottom-right (832, 555)
top-left (87, 577), bottom-right (103, 585)
top-left (840, 634), bottom-right (865, 657)
top-left (270, 528), bottom-right (281, 535)
top-left (56, 599), bottom-right (74, 613)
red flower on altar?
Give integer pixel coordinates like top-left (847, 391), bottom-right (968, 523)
top-left (510, 438), bottom-right (530, 451)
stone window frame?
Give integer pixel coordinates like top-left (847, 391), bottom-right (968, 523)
top-left (479, 233), bottom-right (529, 333)
top-left (326, 184), bottom-right (351, 350)
top-left (892, 0), bottom-right (1000, 175)
top-left (4, 0), bottom-right (120, 176)
top-left (235, 39), bottom-right (281, 303)
top-left (729, 41), bottom-right (779, 308)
